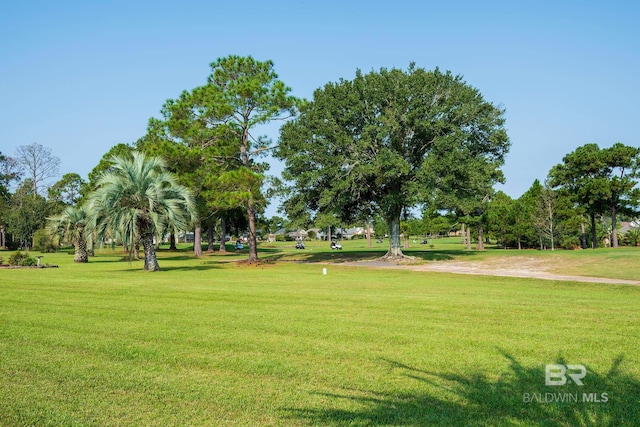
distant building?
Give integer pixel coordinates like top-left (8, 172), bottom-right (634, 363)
top-left (619, 220), bottom-right (639, 234)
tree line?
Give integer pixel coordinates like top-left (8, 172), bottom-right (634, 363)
top-left (1, 56), bottom-right (638, 270)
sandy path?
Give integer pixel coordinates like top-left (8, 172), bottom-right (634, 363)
top-left (341, 258), bottom-right (640, 286)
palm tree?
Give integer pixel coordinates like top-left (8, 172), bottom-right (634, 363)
top-left (47, 205), bottom-right (90, 263)
top-left (87, 152), bottom-right (196, 271)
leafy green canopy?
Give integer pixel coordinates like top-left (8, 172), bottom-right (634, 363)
top-left (277, 65), bottom-right (509, 257)
top-left (549, 142), bottom-right (640, 247)
top-left (140, 55), bottom-right (301, 262)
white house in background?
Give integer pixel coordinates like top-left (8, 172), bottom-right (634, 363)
top-left (313, 226), bottom-right (368, 240)
top-left (273, 226), bottom-right (372, 240)
top-left (287, 229), bottom-right (308, 239)
top-left (619, 220), bottom-right (639, 234)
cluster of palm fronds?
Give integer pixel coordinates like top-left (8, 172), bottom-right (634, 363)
top-left (47, 152), bottom-right (196, 270)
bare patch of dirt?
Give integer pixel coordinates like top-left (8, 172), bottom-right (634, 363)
top-left (343, 257), bottom-right (640, 286)
top-left (234, 259), bottom-right (276, 268)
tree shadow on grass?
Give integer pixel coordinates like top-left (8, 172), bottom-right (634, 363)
top-left (158, 265), bottom-right (221, 272)
top-left (263, 250), bottom-right (386, 264)
top-left (156, 255), bottom-right (198, 262)
top-left (261, 248), bottom-right (478, 264)
top-left (285, 351), bottom-right (640, 426)
top-left (112, 264), bottom-right (222, 272)
top-left (405, 249), bottom-right (478, 262)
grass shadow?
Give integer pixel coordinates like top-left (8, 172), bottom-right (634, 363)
top-left (285, 351), bottom-right (640, 426)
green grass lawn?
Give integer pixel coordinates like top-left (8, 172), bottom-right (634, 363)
top-left (1, 245), bottom-right (639, 426)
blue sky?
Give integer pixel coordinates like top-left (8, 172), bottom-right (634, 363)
top-left (1, 1), bottom-right (638, 215)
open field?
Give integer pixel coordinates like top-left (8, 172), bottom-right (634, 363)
top-left (1, 244), bottom-right (639, 426)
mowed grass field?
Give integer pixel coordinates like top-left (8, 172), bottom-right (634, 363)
top-left (1, 241), bottom-right (639, 426)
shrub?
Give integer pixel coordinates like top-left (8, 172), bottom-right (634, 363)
top-left (559, 235), bottom-right (581, 250)
top-left (33, 229), bottom-right (58, 253)
top-left (8, 251), bottom-right (37, 266)
top-left (622, 229), bottom-right (640, 246)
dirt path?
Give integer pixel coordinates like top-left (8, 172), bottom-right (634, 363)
top-left (342, 257), bottom-right (640, 286)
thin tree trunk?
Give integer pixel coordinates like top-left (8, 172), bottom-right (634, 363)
top-left (580, 222), bottom-right (587, 249)
top-left (247, 199), bottom-right (258, 263)
top-left (477, 220), bottom-right (484, 250)
top-left (219, 218), bottom-right (227, 253)
top-left (548, 202), bottom-right (554, 251)
top-left (461, 223), bottom-right (466, 246)
top-left (466, 225), bottom-right (472, 251)
top-left (611, 206), bottom-right (618, 248)
top-left (590, 212), bottom-right (597, 249)
top-left (238, 127), bottom-right (260, 263)
top-left (194, 224), bottom-right (203, 257)
top-left (169, 232), bottom-right (177, 250)
top-left (134, 238), bottom-right (140, 260)
top-left (87, 232), bottom-right (94, 256)
top-left (327, 225), bottom-right (332, 243)
top-left (366, 221), bottom-right (372, 248)
top-left (207, 222), bottom-right (215, 252)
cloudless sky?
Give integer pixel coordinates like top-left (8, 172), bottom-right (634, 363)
top-left (1, 1), bottom-right (638, 216)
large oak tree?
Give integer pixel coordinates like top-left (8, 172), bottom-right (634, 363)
top-left (277, 65), bottom-right (509, 260)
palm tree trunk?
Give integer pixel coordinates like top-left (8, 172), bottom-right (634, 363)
top-left (74, 229), bottom-right (88, 263)
top-left (169, 232), bottom-right (177, 250)
top-left (141, 232), bottom-right (160, 271)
